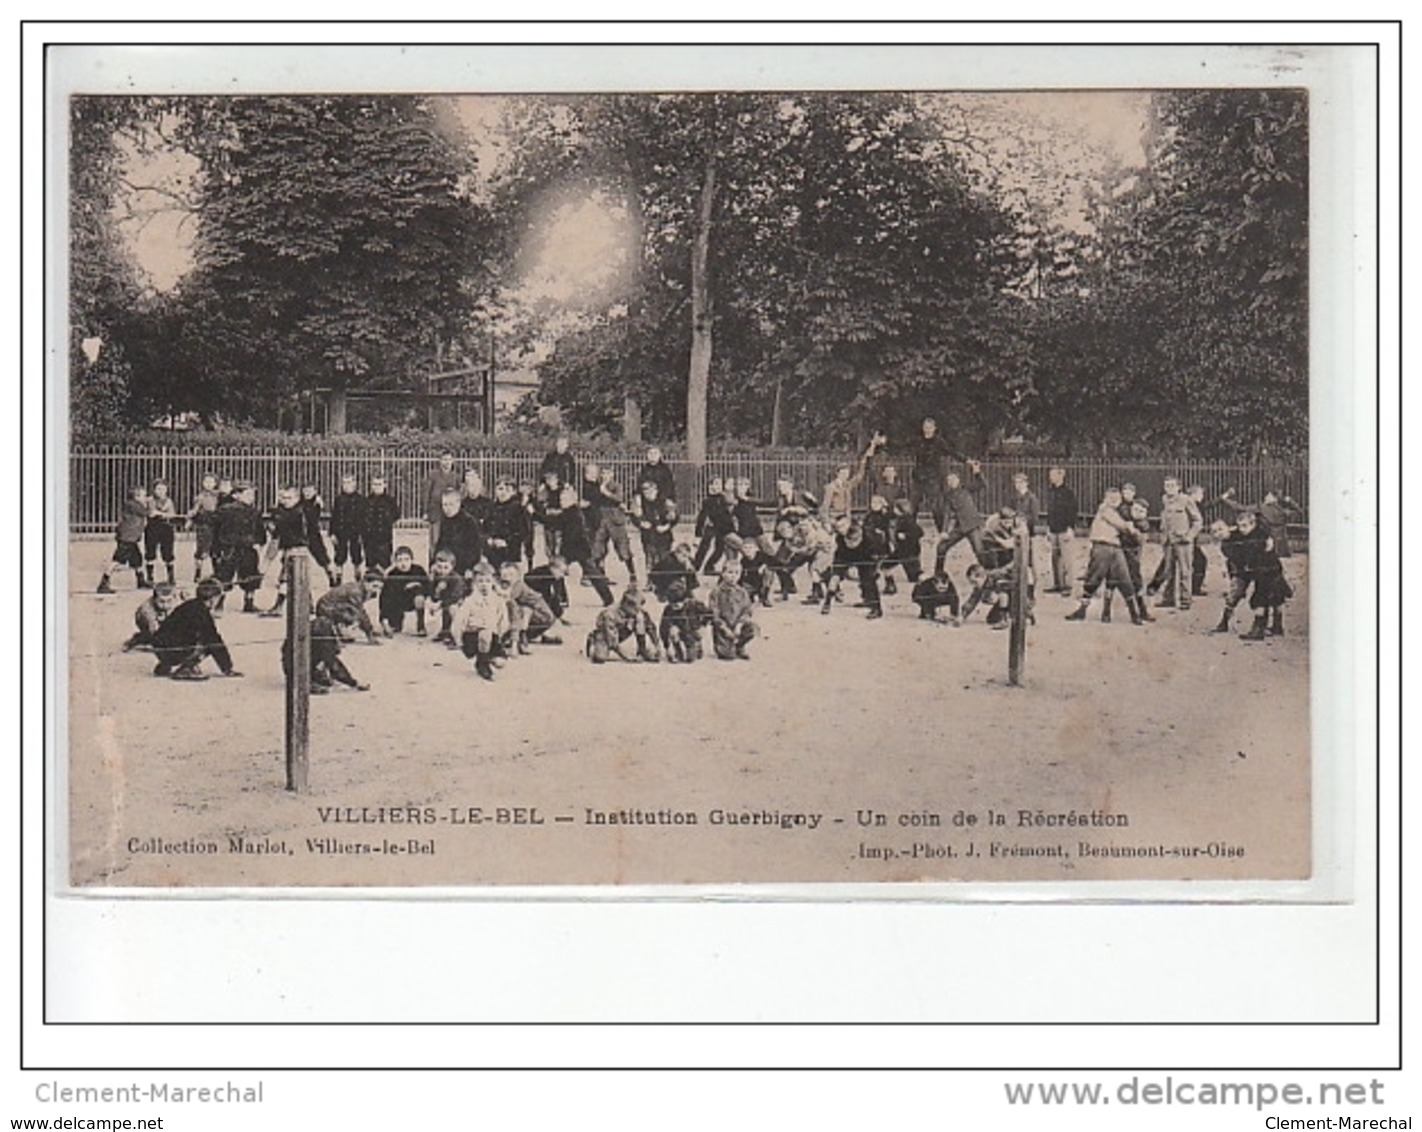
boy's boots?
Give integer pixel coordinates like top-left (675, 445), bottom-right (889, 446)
top-left (1211, 606), bottom-right (1234, 633)
top-left (516, 631), bottom-right (530, 656)
top-left (883, 575), bottom-right (897, 596)
top-left (1269, 609), bottom-right (1285, 637)
top-left (415, 608), bottom-right (427, 637)
top-left (1101, 593), bottom-right (1113, 623)
top-left (165, 563), bottom-right (176, 585)
top-left (97, 575), bottom-right (114, 594)
top-left (241, 590), bottom-right (256, 614)
top-left (1065, 600), bottom-right (1088, 621)
top-left (327, 566), bottom-right (341, 589)
top-left (1239, 614), bottom-right (1268, 641)
top-left (821, 586), bottom-right (834, 615)
top-left (262, 592), bottom-right (286, 618)
top-left (803, 582), bottom-right (824, 605)
top-left (1128, 597), bottom-right (1146, 625)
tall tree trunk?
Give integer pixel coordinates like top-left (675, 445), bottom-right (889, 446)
top-left (687, 153), bottom-right (716, 466)
top-left (770, 377), bottom-right (785, 447)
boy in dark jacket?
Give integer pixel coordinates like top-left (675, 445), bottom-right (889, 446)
top-left (428, 549), bottom-right (469, 646)
top-left (329, 474), bottom-right (367, 585)
top-left (911, 571), bottom-right (960, 625)
top-left (550, 485), bottom-right (615, 606)
top-left (692, 476), bottom-right (734, 575)
top-left (433, 490), bottom-right (483, 577)
top-left (262, 486), bottom-right (310, 618)
top-left (211, 483), bottom-right (265, 613)
top-left (632, 480), bottom-right (678, 578)
top-left (317, 574), bottom-right (384, 645)
top-left (885, 496), bottom-right (926, 591)
top-left (363, 475), bottom-right (400, 576)
top-left (283, 613), bottom-right (369, 694)
top-left (296, 484), bottom-right (334, 586)
top-left (525, 556), bottom-right (572, 623)
top-left (861, 494), bottom-right (896, 594)
top-left (933, 461), bottom-right (989, 574)
top-left (649, 542), bottom-right (699, 604)
top-left (1044, 466), bottom-right (1079, 594)
top-left (1233, 511), bottom-right (1294, 640)
top-left (151, 578), bottom-right (243, 680)
top-left (378, 545), bottom-right (429, 636)
top-left (484, 478), bottom-right (526, 570)
top-left (659, 579), bottom-right (712, 663)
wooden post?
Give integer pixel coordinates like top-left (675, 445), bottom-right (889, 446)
top-left (1008, 519), bottom-right (1030, 687)
top-left (284, 549), bottom-right (311, 792)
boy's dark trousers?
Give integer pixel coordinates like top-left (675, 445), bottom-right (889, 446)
top-left (933, 525), bottom-right (986, 572)
top-left (154, 641), bottom-right (231, 676)
top-left (914, 588), bottom-right (959, 620)
top-left (144, 522), bottom-right (176, 582)
top-left (334, 532), bottom-right (364, 572)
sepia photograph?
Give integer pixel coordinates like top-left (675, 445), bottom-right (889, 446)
top-left (60, 67), bottom-right (1317, 891)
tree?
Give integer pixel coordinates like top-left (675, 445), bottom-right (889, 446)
top-left (509, 92), bottom-right (1021, 453)
top-left (167, 96), bottom-right (496, 424)
top-left (1022, 89), bottom-right (1308, 457)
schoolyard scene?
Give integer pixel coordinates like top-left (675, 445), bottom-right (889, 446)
top-left (65, 444), bottom-right (1310, 888)
top-left (64, 90), bottom-right (1310, 887)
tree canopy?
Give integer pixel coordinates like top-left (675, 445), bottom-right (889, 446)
top-left (70, 89), bottom-right (1308, 458)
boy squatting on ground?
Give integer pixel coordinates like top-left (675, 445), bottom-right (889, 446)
top-left (149, 578), bottom-right (243, 681)
top-left (378, 545), bottom-right (429, 637)
top-left (659, 578), bottom-right (713, 663)
top-left (499, 561), bottom-right (563, 651)
top-left (586, 587), bottom-right (661, 664)
top-left (455, 564), bottom-right (510, 680)
top-left (317, 572), bottom-right (385, 645)
top-left (427, 549), bottom-right (469, 646)
top-left (709, 558), bottom-right (760, 660)
top-left (122, 582), bottom-right (182, 651)
top-left (282, 612), bottom-right (370, 693)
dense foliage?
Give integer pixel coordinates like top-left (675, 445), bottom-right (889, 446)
top-left (71, 90), bottom-right (1308, 458)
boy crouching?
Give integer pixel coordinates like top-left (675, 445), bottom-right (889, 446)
top-left (709, 558), bottom-right (759, 660)
top-left (586, 587), bottom-right (660, 664)
top-left (659, 579), bottom-right (712, 663)
top-left (455, 564), bottom-right (509, 681)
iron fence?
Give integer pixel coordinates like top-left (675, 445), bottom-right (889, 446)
top-left (67, 445), bottom-right (1309, 536)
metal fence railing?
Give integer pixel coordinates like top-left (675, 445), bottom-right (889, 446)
top-left (67, 446), bottom-right (1309, 536)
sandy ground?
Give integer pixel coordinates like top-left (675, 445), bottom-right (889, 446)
top-left (64, 531), bottom-right (1311, 888)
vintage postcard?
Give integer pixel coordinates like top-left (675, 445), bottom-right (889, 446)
top-left (53, 43), bottom-right (1360, 894)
